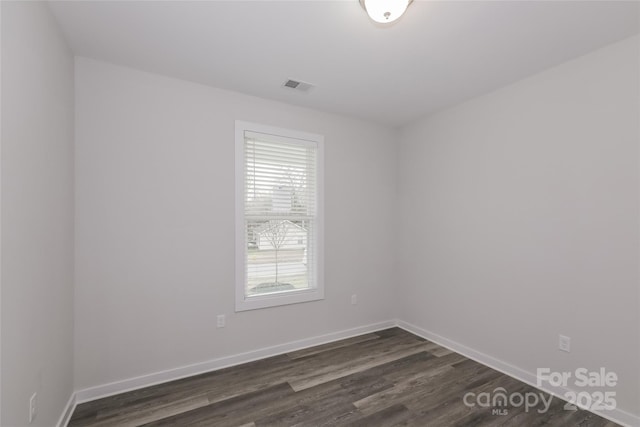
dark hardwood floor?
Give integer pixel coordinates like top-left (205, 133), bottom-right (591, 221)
top-left (69, 328), bottom-right (619, 427)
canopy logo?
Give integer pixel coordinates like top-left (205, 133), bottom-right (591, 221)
top-left (462, 368), bottom-right (618, 416)
top-left (463, 388), bottom-right (553, 415)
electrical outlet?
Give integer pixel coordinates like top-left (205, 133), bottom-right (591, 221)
top-left (217, 314), bottom-right (226, 328)
top-left (559, 334), bottom-right (571, 352)
top-left (29, 392), bottom-right (37, 423)
top-left (351, 294), bottom-right (357, 305)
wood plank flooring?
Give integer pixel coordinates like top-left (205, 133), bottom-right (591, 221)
top-left (69, 328), bottom-right (619, 427)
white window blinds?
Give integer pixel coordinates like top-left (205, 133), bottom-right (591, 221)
top-left (242, 131), bottom-right (319, 298)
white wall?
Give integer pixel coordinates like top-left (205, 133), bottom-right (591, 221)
top-left (1, 2), bottom-right (75, 426)
top-left (74, 58), bottom-right (398, 390)
top-left (398, 35), bottom-right (640, 417)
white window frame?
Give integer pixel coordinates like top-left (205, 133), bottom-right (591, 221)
top-left (235, 121), bottom-right (324, 311)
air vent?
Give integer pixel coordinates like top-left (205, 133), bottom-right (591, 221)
top-left (283, 79), bottom-right (314, 92)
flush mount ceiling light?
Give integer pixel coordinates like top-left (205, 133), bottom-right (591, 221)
top-left (359, 0), bottom-right (413, 24)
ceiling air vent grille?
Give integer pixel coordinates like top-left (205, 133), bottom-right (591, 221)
top-left (283, 79), bottom-right (314, 92)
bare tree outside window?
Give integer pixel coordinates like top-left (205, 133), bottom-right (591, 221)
top-left (282, 167), bottom-right (307, 211)
top-left (262, 220), bottom-right (288, 283)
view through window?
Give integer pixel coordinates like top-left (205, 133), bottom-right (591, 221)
top-left (236, 122), bottom-right (323, 311)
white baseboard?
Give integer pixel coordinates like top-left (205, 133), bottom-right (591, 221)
top-left (67, 318), bottom-right (639, 427)
top-left (73, 320), bottom-right (396, 404)
top-left (57, 393), bottom-right (76, 427)
top-left (396, 320), bottom-right (640, 427)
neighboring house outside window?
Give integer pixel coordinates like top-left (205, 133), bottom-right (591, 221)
top-left (235, 121), bottom-right (324, 311)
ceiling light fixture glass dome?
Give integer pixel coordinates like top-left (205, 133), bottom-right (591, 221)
top-left (359, 0), bottom-right (412, 24)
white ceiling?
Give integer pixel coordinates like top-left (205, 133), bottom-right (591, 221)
top-left (49, 1), bottom-right (639, 127)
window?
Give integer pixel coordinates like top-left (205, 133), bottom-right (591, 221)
top-left (235, 121), bottom-right (324, 311)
